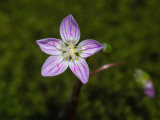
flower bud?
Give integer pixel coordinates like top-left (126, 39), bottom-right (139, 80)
top-left (102, 43), bottom-right (112, 53)
top-left (133, 69), bottom-right (155, 98)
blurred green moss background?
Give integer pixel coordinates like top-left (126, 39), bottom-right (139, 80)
top-left (0, 0), bottom-right (160, 119)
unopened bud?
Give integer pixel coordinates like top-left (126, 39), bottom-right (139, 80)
top-left (133, 69), bottom-right (155, 98)
top-left (102, 43), bottom-right (112, 53)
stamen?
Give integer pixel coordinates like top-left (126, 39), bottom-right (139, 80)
top-left (78, 50), bottom-right (82, 53)
top-left (60, 47), bottom-right (68, 51)
top-left (75, 56), bottom-right (79, 61)
top-left (72, 41), bottom-right (75, 44)
top-left (71, 53), bottom-right (76, 61)
top-left (60, 43), bottom-right (79, 62)
top-left (69, 45), bottom-right (76, 53)
top-left (75, 46), bottom-right (81, 53)
top-left (62, 52), bottom-right (70, 58)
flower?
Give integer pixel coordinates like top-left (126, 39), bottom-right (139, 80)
top-left (133, 69), bottom-right (155, 98)
top-left (36, 14), bottom-right (104, 84)
top-left (144, 81), bottom-right (155, 98)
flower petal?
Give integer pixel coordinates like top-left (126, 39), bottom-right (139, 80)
top-left (144, 81), bottom-right (155, 98)
top-left (78, 39), bottom-right (105, 58)
top-left (60, 14), bottom-right (80, 45)
top-left (36, 38), bottom-right (65, 55)
top-left (69, 57), bottom-right (89, 84)
top-left (41, 56), bottom-right (69, 76)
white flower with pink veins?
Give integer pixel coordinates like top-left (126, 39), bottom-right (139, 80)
top-left (37, 14), bottom-right (104, 84)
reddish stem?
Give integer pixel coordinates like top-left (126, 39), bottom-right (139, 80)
top-left (70, 62), bottom-right (134, 120)
top-left (70, 58), bottom-right (89, 120)
top-left (70, 80), bottom-right (82, 120)
top-left (90, 62), bottom-right (134, 77)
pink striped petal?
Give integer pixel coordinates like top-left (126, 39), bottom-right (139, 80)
top-left (78, 39), bottom-right (105, 58)
top-left (69, 57), bottom-right (89, 84)
top-left (36, 38), bottom-right (65, 55)
top-left (60, 14), bottom-right (80, 45)
top-left (41, 56), bottom-right (69, 76)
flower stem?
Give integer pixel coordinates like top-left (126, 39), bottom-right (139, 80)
top-left (70, 58), bottom-right (89, 120)
top-left (70, 79), bottom-right (82, 120)
top-left (90, 62), bottom-right (134, 78)
top-left (70, 62), bottom-right (134, 120)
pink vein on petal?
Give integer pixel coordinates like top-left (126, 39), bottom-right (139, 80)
top-left (62, 25), bottom-right (67, 41)
top-left (64, 19), bottom-right (68, 40)
top-left (80, 61), bottom-right (88, 78)
top-left (45, 63), bottom-right (58, 75)
top-left (74, 27), bottom-right (77, 40)
top-left (69, 17), bottom-right (72, 36)
top-left (43, 57), bottom-right (58, 70)
top-left (52, 62), bottom-right (63, 75)
top-left (77, 65), bottom-right (85, 83)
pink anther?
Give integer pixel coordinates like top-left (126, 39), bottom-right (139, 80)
top-left (70, 32), bottom-right (74, 36)
top-left (53, 42), bottom-right (55, 47)
top-left (75, 67), bottom-right (78, 71)
top-left (86, 46), bottom-right (91, 49)
top-left (57, 63), bottom-right (60, 68)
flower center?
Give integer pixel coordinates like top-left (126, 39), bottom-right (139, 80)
top-left (69, 46), bottom-right (76, 54)
top-left (61, 45), bottom-right (78, 61)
